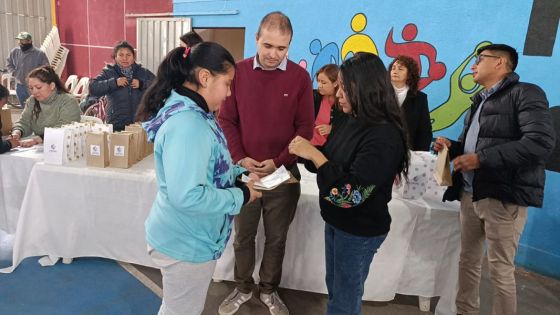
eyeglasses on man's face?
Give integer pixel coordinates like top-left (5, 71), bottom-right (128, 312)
top-left (474, 54), bottom-right (501, 65)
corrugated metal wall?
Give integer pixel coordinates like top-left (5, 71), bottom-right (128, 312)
top-left (136, 18), bottom-right (191, 74)
top-left (0, 0), bottom-right (52, 70)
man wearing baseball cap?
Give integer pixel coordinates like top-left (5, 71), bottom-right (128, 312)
top-left (5, 31), bottom-right (50, 108)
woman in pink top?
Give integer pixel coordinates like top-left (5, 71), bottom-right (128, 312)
top-left (311, 64), bottom-right (345, 146)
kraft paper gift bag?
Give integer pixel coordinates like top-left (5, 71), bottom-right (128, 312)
top-left (86, 131), bottom-right (109, 168)
top-left (125, 123), bottom-right (149, 158)
top-left (433, 145), bottom-right (453, 186)
top-left (124, 125), bottom-right (144, 162)
top-left (43, 127), bottom-right (68, 165)
top-left (110, 132), bottom-right (135, 169)
top-left (1, 108), bottom-right (12, 136)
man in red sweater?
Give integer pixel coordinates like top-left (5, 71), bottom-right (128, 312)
top-left (218, 11), bottom-right (314, 315)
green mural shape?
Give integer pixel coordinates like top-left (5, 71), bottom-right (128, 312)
top-left (430, 41), bottom-right (491, 131)
top-left (341, 13), bottom-right (378, 60)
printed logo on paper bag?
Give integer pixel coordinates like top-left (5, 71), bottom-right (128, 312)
top-left (49, 144), bottom-right (57, 152)
top-left (114, 145), bottom-right (125, 157)
top-left (90, 145), bottom-right (101, 156)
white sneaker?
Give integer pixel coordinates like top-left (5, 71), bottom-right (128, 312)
top-left (218, 288), bottom-right (253, 315)
top-left (260, 291), bottom-right (289, 315)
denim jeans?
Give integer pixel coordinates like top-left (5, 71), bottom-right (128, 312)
top-left (15, 83), bottom-right (29, 107)
top-left (324, 223), bottom-right (386, 315)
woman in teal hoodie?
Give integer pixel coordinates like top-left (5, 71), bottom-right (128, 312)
top-left (137, 43), bottom-right (261, 315)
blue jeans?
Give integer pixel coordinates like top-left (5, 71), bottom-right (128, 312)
top-left (324, 223), bottom-right (386, 315)
top-left (15, 83), bottom-right (29, 107)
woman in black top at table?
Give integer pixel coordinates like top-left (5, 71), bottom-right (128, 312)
top-left (389, 55), bottom-right (432, 151)
top-left (289, 52), bottom-right (409, 315)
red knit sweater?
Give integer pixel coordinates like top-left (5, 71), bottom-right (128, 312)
top-left (219, 57), bottom-right (314, 167)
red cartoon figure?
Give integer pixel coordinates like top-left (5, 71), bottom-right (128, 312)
top-left (386, 23), bottom-right (446, 90)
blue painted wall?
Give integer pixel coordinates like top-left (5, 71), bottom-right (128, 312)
top-left (174, 0), bottom-right (560, 278)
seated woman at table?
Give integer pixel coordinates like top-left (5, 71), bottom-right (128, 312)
top-left (312, 64), bottom-right (345, 146)
top-left (136, 43), bottom-right (261, 315)
top-left (89, 41), bottom-right (155, 131)
top-left (389, 55), bottom-right (432, 151)
top-left (289, 52), bottom-right (409, 315)
top-left (10, 66), bottom-right (80, 147)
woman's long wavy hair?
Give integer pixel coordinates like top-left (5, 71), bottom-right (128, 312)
top-left (339, 52), bottom-right (410, 179)
top-left (136, 42), bottom-right (235, 121)
top-left (388, 55), bottom-right (420, 95)
top-left (27, 66), bottom-right (69, 121)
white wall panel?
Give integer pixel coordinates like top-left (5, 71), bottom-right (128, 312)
top-left (136, 18), bottom-right (191, 74)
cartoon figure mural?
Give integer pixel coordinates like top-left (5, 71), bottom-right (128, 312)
top-left (340, 13), bottom-right (378, 60)
top-left (430, 41), bottom-right (491, 131)
top-left (385, 23), bottom-right (447, 90)
top-left (309, 38), bottom-right (340, 77)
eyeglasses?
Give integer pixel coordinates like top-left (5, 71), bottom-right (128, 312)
top-left (474, 54), bottom-right (501, 65)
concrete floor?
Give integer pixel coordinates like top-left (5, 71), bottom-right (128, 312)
top-left (131, 261), bottom-right (560, 315)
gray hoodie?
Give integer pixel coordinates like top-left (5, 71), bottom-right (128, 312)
top-left (6, 46), bottom-right (50, 85)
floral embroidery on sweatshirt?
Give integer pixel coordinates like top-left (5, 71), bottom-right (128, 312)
top-left (324, 183), bottom-right (375, 208)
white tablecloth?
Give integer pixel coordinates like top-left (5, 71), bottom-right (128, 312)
top-left (0, 146), bottom-right (43, 233)
top-left (2, 156), bottom-right (158, 271)
top-left (1, 157), bottom-right (460, 314)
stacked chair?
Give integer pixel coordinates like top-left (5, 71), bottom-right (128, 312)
top-left (40, 26), bottom-right (69, 77)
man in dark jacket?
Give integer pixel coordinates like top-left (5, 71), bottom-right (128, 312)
top-left (5, 32), bottom-right (50, 108)
top-left (434, 44), bottom-right (555, 315)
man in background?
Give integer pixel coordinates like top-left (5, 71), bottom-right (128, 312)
top-left (5, 31), bottom-right (50, 108)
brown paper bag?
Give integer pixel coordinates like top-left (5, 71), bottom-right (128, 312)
top-left (86, 132), bottom-right (109, 168)
top-left (125, 125), bottom-right (145, 161)
top-left (127, 123), bottom-right (152, 157)
top-left (128, 123), bottom-right (153, 157)
top-left (1, 108), bottom-right (13, 136)
top-left (110, 132), bottom-right (136, 168)
top-left (433, 145), bottom-right (453, 186)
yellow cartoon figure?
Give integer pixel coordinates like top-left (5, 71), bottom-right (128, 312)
top-left (430, 41), bottom-right (491, 131)
top-left (341, 13), bottom-right (378, 60)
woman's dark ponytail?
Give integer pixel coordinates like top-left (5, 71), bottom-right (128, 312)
top-left (136, 42), bottom-right (235, 121)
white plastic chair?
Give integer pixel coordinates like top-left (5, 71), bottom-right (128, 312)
top-left (80, 115), bottom-right (103, 124)
top-left (73, 77), bottom-right (90, 100)
top-left (65, 75), bottom-right (78, 93)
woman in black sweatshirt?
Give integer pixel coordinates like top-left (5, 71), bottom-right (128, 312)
top-left (289, 52), bottom-right (409, 315)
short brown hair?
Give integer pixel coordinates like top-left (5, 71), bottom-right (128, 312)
top-left (315, 64), bottom-right (339, 83)
top-left (257, 11), bottom-right (293, 40)
top-left (388, 55), bottom-right (420, 94)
